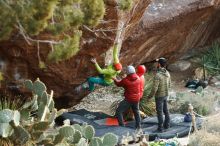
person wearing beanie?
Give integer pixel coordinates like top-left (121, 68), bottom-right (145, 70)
top-left (136, 65), bottom-right (147, 98)
top-left (76, 43), bottom-right (122, 92)
top-left (113, 65), bottom-right (142, 130)
top-left (147, 57), bottom-right (171, 132)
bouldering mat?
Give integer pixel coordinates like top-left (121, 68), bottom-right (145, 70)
top-left (55, 109), bottom-right (203, 141)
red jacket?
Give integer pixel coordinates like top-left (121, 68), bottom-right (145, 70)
top-left (137, 73), bottom-right (145, 98)
top-left (114, 74), bottom-right (141, 103)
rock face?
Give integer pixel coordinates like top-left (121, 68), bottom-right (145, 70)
top-left (0, 0), bottom-right (220, 109)
top-left (121, 0), bottom-right (220, 65)
top-left (168, 60), bottom-right (191, 72)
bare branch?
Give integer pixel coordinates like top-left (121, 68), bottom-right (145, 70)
top-left (16, 19), bottom-right (61, 45)
top-left (99, 20), bottom-right (118, 24)
top-left (37, 41), bottom-right (41, 62)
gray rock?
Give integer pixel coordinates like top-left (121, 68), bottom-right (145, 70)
top-left (209, 76), bottom-right (220, 85)
top-left (168, 60), bottom-right (191, 72)
top-left (214, 82), bottom-right (220, 88)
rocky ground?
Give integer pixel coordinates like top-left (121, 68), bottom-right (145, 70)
top-left (69, 59), bottom-right (220, 145)
top-left (71, 58), bottom-right (220, 114)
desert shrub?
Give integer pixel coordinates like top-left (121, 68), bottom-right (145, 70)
top-left (140, 73), bottom-right (156, 116)
top-left (0, 91), bottom-right (26, 110)
top-left (202, 42), bottom-right (220, 76)
top-left (169, 90), bottom-right (220, 116)
top-left (189, 114), bottom-right (220, 146)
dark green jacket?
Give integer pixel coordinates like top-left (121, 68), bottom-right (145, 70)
top-left (149, 68), bottom-right (171, 98)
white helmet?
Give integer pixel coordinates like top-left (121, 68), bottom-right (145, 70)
top-left (127, 65), bottom-right (136, 75)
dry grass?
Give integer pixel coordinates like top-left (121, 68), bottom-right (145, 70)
top-left (189, 114), bottom-right (220, 146)
top-left (169, 89), bottom-right (220, 116)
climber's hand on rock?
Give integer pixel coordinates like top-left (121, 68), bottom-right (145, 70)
top-left (91, 58), bottom-right (97, 64)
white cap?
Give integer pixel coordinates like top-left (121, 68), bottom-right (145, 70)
top-left (127, 65), bottom-right (136, 74)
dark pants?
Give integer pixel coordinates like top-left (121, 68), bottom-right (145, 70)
top-left (155, 96), bottom-right (170, 130)
top-left (116, 99), bottom-right (141, 129)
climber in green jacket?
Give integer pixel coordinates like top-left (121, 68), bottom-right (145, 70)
top-left (78, 44), bottom-right (122, 92)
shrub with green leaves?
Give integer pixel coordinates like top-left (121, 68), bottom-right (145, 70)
top-left (202, 42), bottom-right (220, 76)
top-left (0, 0), bottom-right (106, 63)
top-left (0, 92), bottom-right (26, 111)
top-left (118, 0), bottom-right (133, 11)
top-left (140, 73), bottom-right (156, 116)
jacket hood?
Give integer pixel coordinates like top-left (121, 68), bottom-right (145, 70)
top-left (158, 68), bottom-right (170, 77)
top-left (137, 65), bottom-right (146, 76)
top-left (127, 73), bottom-right (138, 81)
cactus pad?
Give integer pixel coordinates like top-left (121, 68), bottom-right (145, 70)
top-left (33, 79), bottom-right (47, 97)
top-left (83, 125), bottom-right (95, 140)
top-left (73, 130), bottom-right (82, 144)
top-left (0, 123), bottom-right (13, 137)
top-left (102, 133), bottom-right (118, 146)
top-left (0, 109), bottom-right (14, 123)
top-left (32, 121), bottom-right (50, 131)
top-left (72, 124), bottom-right (82, 133)
top-left (59, 126), bottom-right (75, 137)
top-left (24, 80), bottom-right (33, 91)
top-left (76, 138), bottom-right (88, 146)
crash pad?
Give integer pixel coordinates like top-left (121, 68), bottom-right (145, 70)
top-left (55, 109), bottom-right (203, 141)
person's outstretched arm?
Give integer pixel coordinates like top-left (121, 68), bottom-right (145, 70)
top-left (112, 77), bottom-right (124, 87)
top-left (113, 43), bottom-right (120, 64)
top-left (91, 58), bottom-right (110, 74)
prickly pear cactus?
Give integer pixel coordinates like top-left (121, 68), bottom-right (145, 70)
top-left (33, 78), bottom-right (47, 97)
top-left (59, 126), bottom-right (75, 137)
top-left (83, 125), bottom-right (95, 140)
top-left (41, 91), bottom-right (49, 105)
top-left (32, 121), bottom-right (50, 131)
top-left (102, 133), bottom-right (118, 146)
top-left (10, 124), bottom-right (30, 145)
top-left (72, 124), bottom-right (83, 133)
top-left (77, 138), bottom-right (88, 146)
top-left (73, 130), bottom-right (82, 144)
top-left (37, 104), bottom-right (49, 121)
top-left (13, 110), bottom-right (20, 126)
top-left (0, 109), bottom-right (14, 123)
top-left (24, 80), bottom-right (33, 91)
top-left (0, 123), bottom-right (13, 138)
top-left (0, 110), bottom-right (20, 138)
top-left (89, 137), bottom-right (103, 146)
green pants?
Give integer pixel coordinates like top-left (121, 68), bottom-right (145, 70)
top-left (87, 76), bottom-right (110, 91)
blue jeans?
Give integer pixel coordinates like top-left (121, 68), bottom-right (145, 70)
top-left (87, 76), bottom-right (109, 91)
